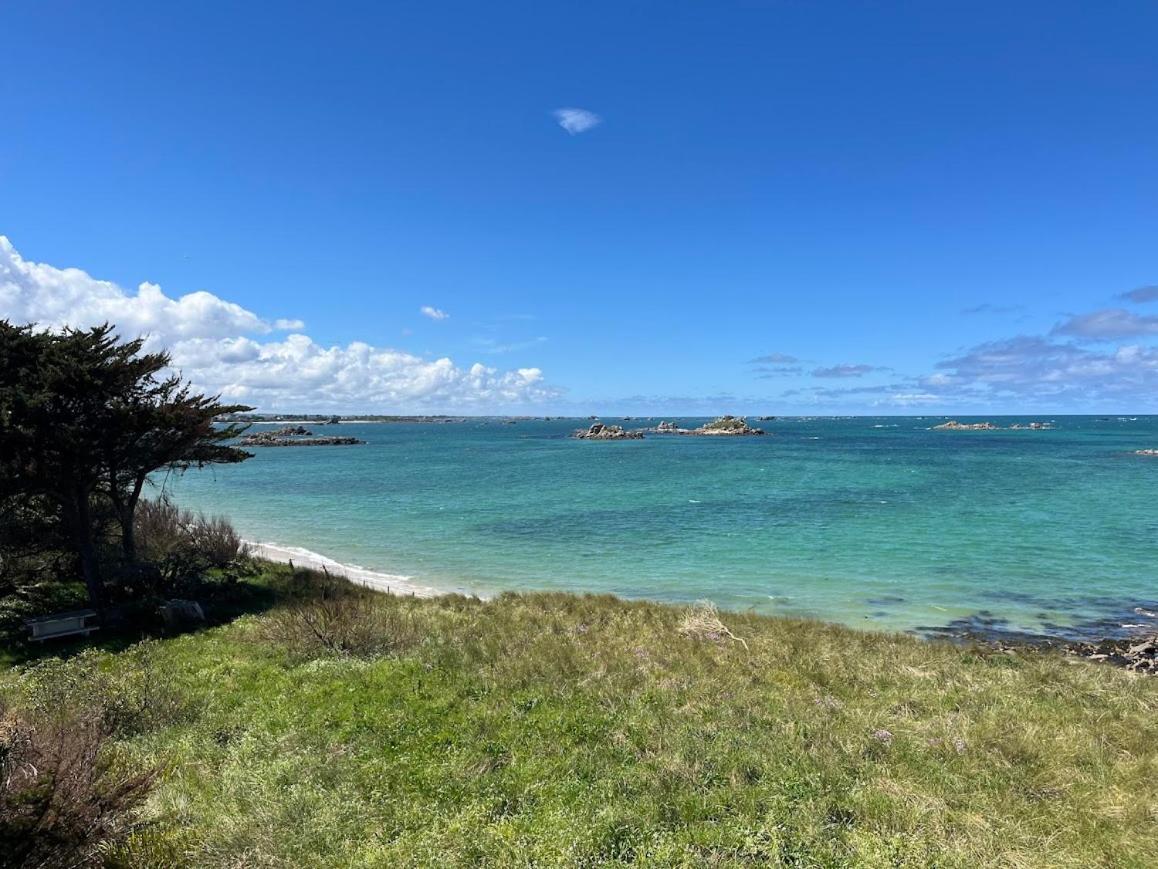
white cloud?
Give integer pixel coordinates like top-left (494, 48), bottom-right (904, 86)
top-left (420, 305), bottom-right (449, 321)
top-left (553, 107), bottom-right (601, 135)
top-left (0, 237), bottom-right (557, 412)
top-left (0, 237), bottom-right (285, 344)
top-left (930, 335), bottom-right (1158, 403)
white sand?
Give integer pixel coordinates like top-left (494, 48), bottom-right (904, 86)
top-left (245, 540), bottom-right (449, 598)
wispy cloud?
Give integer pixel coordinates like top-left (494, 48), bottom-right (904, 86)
top-left (930, 335), bottom-right (1158, 404)
top-left (1120, 285), bottom-right (1158, 304)
top-left (748, 352), bottom-right (799, 364)
top-left (961, 303), bottom-right (1025, 316)
top-left (472, 336), bottom-right (548, 355)
top-left (753, 366), bottom-right (803, 378)
top-left (553, 107), bottom-right (601, 135)
top-left (1051, 308), bottom-right (1158, 340)
top-left (420, 305), bottom-right (449, 321)
top-left (811, 363), bottom-right (880, 378)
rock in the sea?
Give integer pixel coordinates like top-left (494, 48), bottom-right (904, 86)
top-left (931, 420), bottom-right (999, 431)
top-left (573, 423), bottom-right (644, 440)
top-left (239, 429), bottom-right (364, 447)
top-left (650, 416), bottom-right (766, 436)
top-left (1135, 449), bottom-right (1158, 457)
top-left (693, 415), bottom-right (766, 436)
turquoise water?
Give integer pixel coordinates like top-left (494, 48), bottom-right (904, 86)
top-left (167, 417), bottom-right (1158, 641)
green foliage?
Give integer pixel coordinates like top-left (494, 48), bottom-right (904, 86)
top-left (5, 565), bottom-right (1155, 867)
top-left (0, 320), bottom-right (253, 606)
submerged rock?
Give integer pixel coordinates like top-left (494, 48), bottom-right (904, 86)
top-left (1009, 422), bottom-right (1054, 430)
top-left (573, 423), bottom-right (644, 440)
top-left (1136, 449), bottom-right (1158, 457)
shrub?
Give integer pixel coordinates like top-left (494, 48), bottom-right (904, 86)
top-left (133, 497), bottom-right (247, 590)
top-left (258, 572), bottom-right (424, 660)
top-left (0, 700), bottom-right (158, 868)
top-left (18, 646), bottom-right (191, 739)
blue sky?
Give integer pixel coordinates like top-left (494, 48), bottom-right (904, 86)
top-left (3, 1), bottom-right (1158, 413)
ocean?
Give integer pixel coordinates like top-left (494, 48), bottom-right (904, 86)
top-left (167, 416), bottom-right (1158, 642)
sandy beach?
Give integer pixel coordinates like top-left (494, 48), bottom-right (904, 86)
top-left (244, 540), bottom-right (447, 598)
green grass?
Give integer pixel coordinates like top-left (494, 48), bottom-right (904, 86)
top-left (5, 563), bottom-right (1157, 867)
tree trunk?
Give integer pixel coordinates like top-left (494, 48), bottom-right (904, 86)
top-left (63, 493), bottom-right (104, 609)
top-left (120, 515), bottom-right (136, 564)
top-left (108, 473), bottom-right (143, 564)
top-left (116, 476), bottom-right (145, 564)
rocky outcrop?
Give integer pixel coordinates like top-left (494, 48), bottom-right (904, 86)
top-left (1067, 635), bottom-right (1157, 675)
top-left (931, 420), bottom-right (999, 431)
top-left (696, 415), bottom-right (765, 435)
top-left (573, 423), bottom-right (644, 440)
top-left (650, 416), bottom-right (766, 436)
top-left (239, 429), bottom-right (364, 447)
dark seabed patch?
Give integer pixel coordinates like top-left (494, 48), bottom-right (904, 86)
top-left (917, 598), bottom-right (1158, 644)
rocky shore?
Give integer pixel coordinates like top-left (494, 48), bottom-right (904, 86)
top-left (239, 426), bottom-right (365, 447)
top-left (1066, 635), bottom-right (1157, 674)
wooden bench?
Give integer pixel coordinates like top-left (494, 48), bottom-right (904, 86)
top-left (25, 609), bottom-right (100, 642)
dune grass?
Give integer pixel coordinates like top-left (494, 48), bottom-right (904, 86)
top-left (4, 563), bottom-right (1157, 867)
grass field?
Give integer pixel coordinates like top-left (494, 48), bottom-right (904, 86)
top-left (4, 562), bottom-right (1157, 867)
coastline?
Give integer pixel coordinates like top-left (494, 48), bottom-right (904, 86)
top-left (244, 540), bottom-right (454, 599)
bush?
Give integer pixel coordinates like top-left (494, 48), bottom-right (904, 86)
top-left (258, 571), bottom-right (424, 660)
top-left (0, 699), bottom-right (158, 868)
top-left (133, 497), bottom-right (247, 591)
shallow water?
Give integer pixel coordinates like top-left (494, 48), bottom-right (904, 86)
top-left (167, 416), bottom-right (1158, 640)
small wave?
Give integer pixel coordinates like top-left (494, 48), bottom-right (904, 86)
top-left (245, 540), bottom-right (448, 598)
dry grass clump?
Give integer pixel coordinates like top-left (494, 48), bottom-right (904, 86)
top-left (678, 599), bottom-right (749, 650)
top-left (0, 700), bottom-right (158, 868)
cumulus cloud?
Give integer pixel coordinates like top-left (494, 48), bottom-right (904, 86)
top-left (420, 305), bottom-right (449, 321)
top-left (1119, 285), bottom-right (1158, 304)
top-left (553, 107), bottom-right (601, 134)
top-left (0, 237), bottom-right (558, 412)
top-left (0, 236), bottom-right (287, 343)
top-left (811, 363), bottom-right (879, 378)
top-left (1051, 308), bottom-right (1158, 340)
